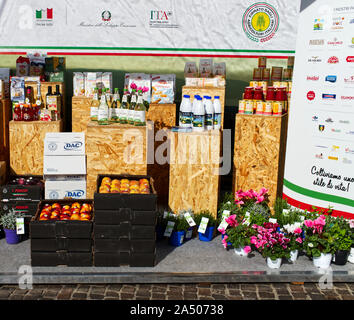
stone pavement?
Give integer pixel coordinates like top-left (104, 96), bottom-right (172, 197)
top-left (0, 283), bottom-right (353, 300)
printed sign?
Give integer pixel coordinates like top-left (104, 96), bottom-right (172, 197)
top-left (164, 221), bottom-right (175, 237)
top-left (184, 212), bottom-right (196, 227)
top-left (198, 217), bottom-right (209, 234)
top-left (16, 217), bottom-right (25, 235)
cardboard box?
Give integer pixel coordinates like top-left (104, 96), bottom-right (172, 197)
top-left (93, 174), bottom-right (157, 211)
top-left (31, 251), bottom-right (92, 266)
top-left (45, 179), bottom-right (87, 200)
top-left (48, 72), bottom-right (65, 82)
top-left (43, 155), bottom-right (86, 175)
top-left (94, 209), bottom-right (156, 225)
top-left (94, 251), bottom-right (156, 267)
top-left (0, 175), bottom-right (44, 201)
top-left (73, 72), bottom-right (85, 96)
top-left (93, 224), bottom-right (155, 240)
top-left (0, 201), bottom-right (39, 217)
top-left (45, 57), bottom-right (66, 72)
top-left (10, 76), bottom-right (25, 102)
top-left (94, 238), bottom-right (155, 253)
top-left (31, 238), bottom-right (92, 252)
top-left (30, 200), bottom-right (93, 239)
top-left (44, 132), bottom-right (85, 156)
top-left (84, 72), bottom-right (98, 98)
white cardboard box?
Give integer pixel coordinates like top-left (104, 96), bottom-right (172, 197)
top-left (45, 179), bottom-right (86, 199)
top-left (44, 175), bottom-right (86, 181)
top-left (44, 132), bottom-right (85, 156)
top-left (43, 155), bottom-right (86, 175)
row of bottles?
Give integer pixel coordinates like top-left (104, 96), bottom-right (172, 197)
top-left (179, 95), bottom-right (222, 131)
top-left (90, 87), bottom-right (146, 126)
top-left (13, 84), bottom-right (61, 121)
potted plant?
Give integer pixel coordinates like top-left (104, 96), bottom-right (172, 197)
top-left (303, 215), bottom-right (335, 268)
top-left (156, 211), bottom-right (168, 241)
top-left (0, 211), bottom-right (24, 245)
top-left (250, 222), bottom-right (291, 269)
top-left (330, 217), bottom-right (352, 265)
top-left (282, 222), bottom-right (303, 262)
top-left (226, 222), bottom-right (254, 256)
top-left (195, 210), bottom-right (217, 242)
top-left (178, 209), bottom-right (195, 242)
top-left (348, 220), bottom-right (354, 264)
top-left (169, 215), bottom-right (189, 247)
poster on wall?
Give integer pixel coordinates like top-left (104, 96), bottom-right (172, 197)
top-left (283, 0), bottom-right (354, 218)
top-left (0, 0), bottom-right (300, 57)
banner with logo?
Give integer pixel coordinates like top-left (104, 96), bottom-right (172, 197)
top-left (0, 0), bottom-right (300, 57)
top-left (283, 0), bottom-right (354, 218)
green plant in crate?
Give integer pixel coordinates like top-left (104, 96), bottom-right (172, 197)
top-left (0, 210), bottom-right (24, 230)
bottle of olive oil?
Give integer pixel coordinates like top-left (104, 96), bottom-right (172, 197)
top-left (128, 88), bottom-right (137, 125)
top-left (134, 89), bottom-right (146, 126)
top-left (120, 87), bottom-right (129, 124)
top-left (97, 89), bottom-right (109, 125)
top-left (90, 88), bottom-right (100, 121)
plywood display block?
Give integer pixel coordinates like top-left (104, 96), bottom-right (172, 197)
top-left (233, 114), bottom-right (288, 209)
top-left (0, 99), bottom-right (11, 165)
top-left (0, 161), bottom-right (6, 185)
top-left (86, 122), bottom-right (148, 198)
top-left (9, 120), bottom-right (63, 175)
top-left (72, 96), bottom-right (92, 134)
top-left (168, 130), bottom-right (221, 217)
top-left (146, 103), bottom-right (176, 129)
top-left (182, 86), bottom-right (225, 129)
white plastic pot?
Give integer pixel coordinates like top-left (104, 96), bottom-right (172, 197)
top-left (313, 253), bottom-right (332, 269)
top-left (266, 257), bottom-right (282, 269)
top-left (289, 250), bottom-right (299, 262)
top-left (234, 247), bottom-right (249, 257)
top-left (348, 248), bottom-right (354, 264)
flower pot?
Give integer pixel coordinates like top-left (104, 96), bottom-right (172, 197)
top-left (348, 247), bottom-right (354, 264)
top-left (234, 247), bottom-right (249, 257)
top-left (169, 231), bottom-right (185, 247)
top-left (198, 226), bottom-right (215, 242)
top-left (4, 229), bottom-right (21, 245)
top-left (184, 227), bottom-right (194, 241)
top-left (313, 253), bottom-right (332, 268)
top-left (266, 257), bottom-right (282, 269)
top-left (156, 225), bottom-right (165, 241)
top-left (288, 250), bottom-right (299, 262)
top-left (333, 250), bottom-right (350, 265)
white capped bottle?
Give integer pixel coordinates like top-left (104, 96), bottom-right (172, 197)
top-left (179, 94), bottom-right (193, 128)
top-left (204, 96), bottom-right (214, 130)
top-left (97, 91), bottom-right (109, 125)
top-left (192, 95), bottom-right (200, 115)
top-left (213, 96), bottom-right (222, 130)
top-left (192, 96), bottom-right (205, 132)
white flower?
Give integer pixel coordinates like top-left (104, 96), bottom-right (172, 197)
top-left (308, 243), bottom-right (314, 248)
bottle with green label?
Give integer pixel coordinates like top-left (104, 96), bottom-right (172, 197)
top-left (134, 89), bottom-right (146, 126)
top-left (97, 89), bottom-right (109, 125)
top-left (120, 87), bottom-right (129, 124)
top-left (128, 89), bottom-right (137, 125)
top-left (90, 87), bottom-right (100, 121)
top-left (111, 88), bottom-right (120, 123)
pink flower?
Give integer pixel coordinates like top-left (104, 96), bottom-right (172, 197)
top-left (142, 86), bottom-right (149, 93)
top-left (294, 228), bottom-right (302, 234)
top-left (314, 216), bottom-right (326, 226)
top-left (304, 220), bottom-right (314, 228)
top-left (221, 235), bottom-right (229, 249)
top-left (225, 215), bottom-right (238, 227)
top-left (296, 237), bottom-right (303, 244)
top-left (258, 187), bottom-right (268, 196)
top-left (250, 236), bottom-right (257, 245)
top-left (218, 227), bottom-right (225, 235)
top-left (130, 82), bottom-right (137, 90)
top-left (244, 246), bottom-right (251, 254)
top-left (137, 86), bottom-right (142, 91)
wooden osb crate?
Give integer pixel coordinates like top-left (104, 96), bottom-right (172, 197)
top-left (0, 99), bottom-right (11, 165)
top-left (0, 161), bottom-right (6, 185)
top-left (168, 130), bottom-right (221, 217)
top-left (9, 120), bottom-right (63, 175)
top-left (233, 114), bottom-right (288, 210)
top-left (146, 103), bottom-right (176, 129)
top-left (86, 122), bottom-right (149, 198)
top-left (72, 96), bottom-right (92, 134)
top-left (182, 86), bottom-right (225, 129)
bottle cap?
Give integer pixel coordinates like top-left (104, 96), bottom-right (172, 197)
top-left (183, 95), bottom-right (190, 98)
top-left (215, 96), bottom-right (220, 99)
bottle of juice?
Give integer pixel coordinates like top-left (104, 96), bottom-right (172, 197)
top-left (134, 89), bottom-right (146, 126)
top-left (120, 87), bottom-right (129, 124)
top-left (244, 87), bottom-right (254, 115)
top-left (213, 96), bottom-right (222, 130)
top-left (22, 104), bottom-right (33, 121)
top-left (90, 88), bottom-right (100, 121)
top-left (254, 87), bottom-right (264, 115)
top-left (97, 89), bottom-right (109, 125)
top-left (179, 94), bottom-right (193, 128)
top-left (13, 103), bottom-right (23, 121)
top-left (273, 88), bottom-right (285, 116)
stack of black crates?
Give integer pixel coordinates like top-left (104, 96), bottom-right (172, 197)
top-left (30, 200), bottom-right (93, 266)
top-left (93, 175), bottom-right (157, 267)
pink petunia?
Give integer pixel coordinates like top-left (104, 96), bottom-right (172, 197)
top-left (218, 227), bottom-right (225, 235)
top-left (304, 220), bottom-right (314, 228)
top-left (244, 246), bottom-right (251, 254)
top-left (256, 195), bottom-right (264, 203)
top-left (294, 228), bottom-right (302, 234)
top-left (221, 235), bottom-right (229, 249)
top-left (296, 237), bottom-right (303, 244)
top-left (225, 215), bottom-right (238, 228)
top-left (258, 187), bottom-right (268, 196)
top-left (142, 86), bottom-right (149, 93)
top-left (130, 82), bottom-right (137, 90)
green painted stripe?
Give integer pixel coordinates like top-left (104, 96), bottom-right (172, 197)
top-left (0, 45), bottom-right (295, 54)
top-left (283, 179), bottom-right (354, 207)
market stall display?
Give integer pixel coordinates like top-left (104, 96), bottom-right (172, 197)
top-left (0, 98), bottom-right (10, 165)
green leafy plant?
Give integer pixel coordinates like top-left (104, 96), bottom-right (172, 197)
top-left (247, 202), bottom-right (271, 221)
top-left (174, 214), bottom-right (189, 232)
top-left (226, 223), bottom-right (255, 249)
top-left (0, 210), bottom-right (24, 230)
top-left (330, 218), bottom-right (352, 251)
top-left (194, 210), bottom-right (217, 227)
top-left (273, 197), bottom-right (290, 217)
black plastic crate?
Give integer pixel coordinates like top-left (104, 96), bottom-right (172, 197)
top-left (0, 200), bottom-right (39, 216)
top-left (94, 238), bottom-right (155, 253)
top-left (31, 251), bottom-right (92, 266)
top-left (93, 223), bottom-right (155, 240)
top-left (31, 238), bottom-right (92, 252)
top-left (94, 251), bottom-right (156, 267)
top-left (0, 175), bottom-right (44, 201)
top-left (93, 174), bottom-right (157, 211)
top-left (94, 208), bottom-right (157, 225)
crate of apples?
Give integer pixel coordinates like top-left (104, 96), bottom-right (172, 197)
top-left (99, 177), bottom-right (150, 194)
top-left (39, 202), bottom-right (93, 221)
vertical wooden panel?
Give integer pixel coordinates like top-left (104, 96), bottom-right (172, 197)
top-left (0, 99), bottom-right (11, 166)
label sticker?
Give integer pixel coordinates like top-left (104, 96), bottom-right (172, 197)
top-left (184, 212), bottom-right (196, 227)
top-left (269, 218), bottom-right (277, 223)
top-left (164, 221), bottom-right (175, 237)
top-left (16, 218), bottom-right (25, 235)
top-left (198, 217), bottom-right (209, 234)
top-left (217, 210), bottom-right (230, 231)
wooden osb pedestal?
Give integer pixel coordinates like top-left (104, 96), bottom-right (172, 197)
top-left (72, 96), bottom-right (91, 134)
top-left (86, 122), bottom-right (149, 198)
top-left (168, 130), bottom-right (221, 217)
top-left (233, 113), bottom-right (288, 209)
top-left (182, 86), bottom-right (225, 129)
top-left (0, 161), bottom-right (6, 185)
top-left (0, 99), bottom-right (11, 166)
top-left (9, 120), bottom-right (63, 175)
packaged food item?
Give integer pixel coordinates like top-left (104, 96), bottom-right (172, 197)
top-left (287, 56), bottom-right (295, 70)
top-left (283, 69), bottom-right (292, 81)
top-left (10, 77), bottom-right (25, 102)
top-left (213, 62), bottom-right (226, 77)
top-left (45, 57), bottom-right (66, 72)
top-left (185, 77), bottom-right (220, 87)
top-left (0, 80), bottom-right (4, 99)
top-left (127, 73), bottom-right (151, 103)
top-left (28, 53), bottom-right (46, 76)
top-left (199, 58), bottom-right (213, 77)
top-left (262, 68), bottom-right (271, 82)
top-left (151, 74), bottom-right (175, 104)
top-left (48, 72), bottom-right (64, 82)
top-left (73, 72), bottom-right (85, 96)
top-left (184, 62), bottom-right (198, 78)
top-left (253, 68), bottom-right (262, 81)
top-left (84, 72), bottom-right (98, 98)
top-left (238, 100), bottom-right (245, 114)
top-left (271, 67), bottom-right (283, 82)
top-left (0, 68), bottom-right (10, 98)
top-left (16, 56), bottom-right (30, 76)
top-left (258, 57), bottom-right (267, 68)
top-left (101, 72), bottom-right (113, 92)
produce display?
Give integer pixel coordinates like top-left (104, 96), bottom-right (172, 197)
top-left (99, 177), bottom-right (150, 194)
top-left (38, 202), bottom-right (93, 221)
top-left (8, 176), bottom-right (43, 186)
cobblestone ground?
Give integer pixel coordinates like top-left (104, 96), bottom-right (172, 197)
top-left (0, 283), bottom-right (353, 300)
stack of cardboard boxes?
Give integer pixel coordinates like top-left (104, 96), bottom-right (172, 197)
top-left (43, 132), bottom-right (87, 200)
